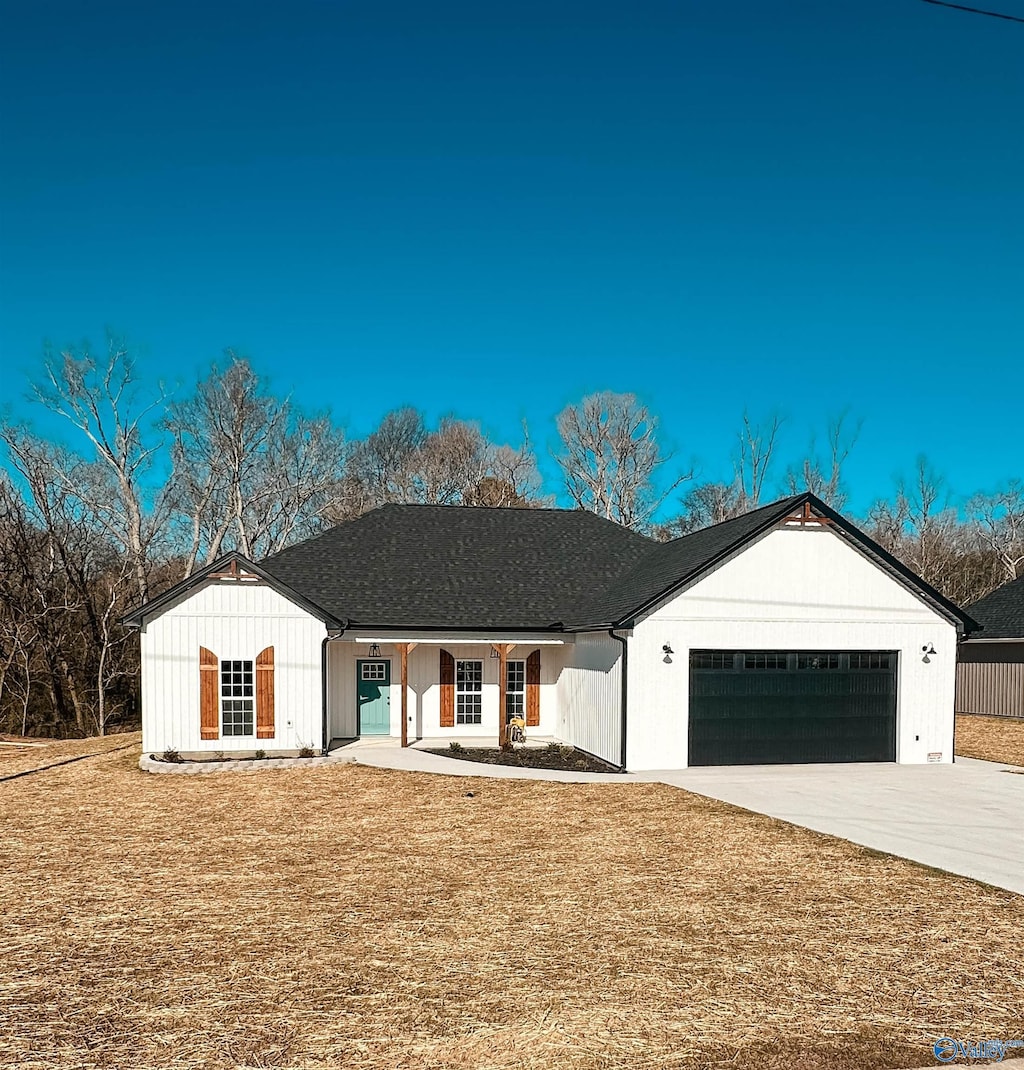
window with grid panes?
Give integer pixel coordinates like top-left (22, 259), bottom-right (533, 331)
top-left (744, 653), bottom-right (789, 670)
top-left (797, 654), bottom-right (840, 670)
top-left (505, 659), bottom-right (525, 722)
top-left (849, 652), bottom-right (893, 670)
top-left (456, 660), bottom-right (482, 724)
top-left (221, 659), bottom-right (254, 736)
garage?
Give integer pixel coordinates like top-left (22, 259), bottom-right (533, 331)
top-left (688, 650), bottom-right (897, 766)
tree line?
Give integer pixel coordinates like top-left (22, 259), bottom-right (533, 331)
top-left (1, 335), bottom-right (1021, 738)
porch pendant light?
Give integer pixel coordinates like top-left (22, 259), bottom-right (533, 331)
top-left (368, 643), bottom-right (382, 659)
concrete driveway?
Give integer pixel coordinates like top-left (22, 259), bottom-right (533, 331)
top-left (645, 757), bottom-right (1024, 895)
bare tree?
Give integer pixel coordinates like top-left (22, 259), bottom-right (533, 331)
top-left (0, 476), bottom-right (44, 734)
top-left (468, 436), bottom-right (545, 507)
top-left (966, 481), bottom-right (1024, 586)
top-left (347, 407), bottom-right (427, 508)
top-left (656, 481), bottom-right (746, 537)
top-left (166, 355), bottom-right (347, 570)
top-left (785, 412), bottom-right (861, 508)
top-left (0, 435), bottom-right (139, 735)
top-left (656, 411), bottom-right (786, 537)
top-left (866, 457), bottom-right (1000, 606)
top-left (348, 410), bottom-right (544, 512)
top-left (32, 334), bottom-right (168, 602)
top-left (735, 411), bottom-right (784, 509)
top-left (413, 418), bottom-right (490, 504)
top-left (555, 392), bottom-right (690, 529)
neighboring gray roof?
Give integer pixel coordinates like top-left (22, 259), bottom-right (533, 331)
top-left (965, 575), bottom-right (1024, 640)
top-left (259, 504), bottom-right (653, 630)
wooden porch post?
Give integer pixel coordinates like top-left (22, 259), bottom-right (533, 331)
top-left (493, 643), bottom-right (516, 747)
top-left (399, 643), bottom-right (410, 748)
top-left (497, 643), bottom-right (507, 747)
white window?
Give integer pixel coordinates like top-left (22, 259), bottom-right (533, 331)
top-left (505, 660), bottom-right (525, 723)
top-left (361, 662), bottom-right (386, 681)
top-left (456, 660), bottom-right (482, 724)
top-left (221, 659), bottom-right (254, 736)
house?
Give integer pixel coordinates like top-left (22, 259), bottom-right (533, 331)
top-left (956, 574), bottom-right (1024, 719)
top-left (123, 493), bottom-right (974, 770)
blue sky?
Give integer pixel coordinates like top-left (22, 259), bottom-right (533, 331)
top-left (1, 0), bottom-right (1022, 516)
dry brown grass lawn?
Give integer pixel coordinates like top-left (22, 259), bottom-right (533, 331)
top-left (0, 732), bottom-right (137, 777)
top-left (2, 740), bottom-right (1023, 1070)
top-left (956, 713), bottom-right (1024, 767)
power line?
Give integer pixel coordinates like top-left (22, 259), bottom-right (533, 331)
top-left (920, 0), bottom-right (1024, 23)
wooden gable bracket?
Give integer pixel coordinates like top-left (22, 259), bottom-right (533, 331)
top-left (781, 501), bottom-right (833, 528)
top-left (208, 559), bottom-right (265, 582)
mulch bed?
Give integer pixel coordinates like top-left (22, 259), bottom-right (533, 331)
top-left (426, 744), bottom-right (623, 773)
top-left (2, 736), bottom-right (1023, 1069)
top-left (956, 713), bottom-right (1024, 767)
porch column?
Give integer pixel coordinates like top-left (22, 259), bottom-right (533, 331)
top-left (397, 643), bottom-right (416, 747)
top-left (493, 643), bottom-right (515, 747)
top-left (497, 643), bottom-right (507, 747)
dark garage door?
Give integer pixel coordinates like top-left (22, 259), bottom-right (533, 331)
top-left (689, 650), bottom-right (897, 766)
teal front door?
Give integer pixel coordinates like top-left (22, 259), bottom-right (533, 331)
top-left (357, 660), bottom-right (391, 735)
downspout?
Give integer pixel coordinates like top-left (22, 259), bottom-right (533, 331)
top-left (321, 624), bottom-right (347, 757)
top-left (608, 628), bottom-right (629, 772)
top-left (952, 628), bottom-right (968, 765)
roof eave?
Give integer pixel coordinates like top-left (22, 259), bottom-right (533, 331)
top-left (961, 634), bottom-right (1024, 643)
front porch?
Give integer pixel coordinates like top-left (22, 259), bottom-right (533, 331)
top-left (326, 633), bottom-right (570, 747)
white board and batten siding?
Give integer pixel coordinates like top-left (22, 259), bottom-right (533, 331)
top-left (140, 581), bottom-right (325, 755)
top-left (626, 527), bottom-right (958, 771)
top-left (328, 641), bottom-right (564, 740)
top-left (556, 632), bottom-right (623, 767)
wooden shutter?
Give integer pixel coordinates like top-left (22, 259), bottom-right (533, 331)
top-left (200, 646), bottom-right (219, 740)
top-left (526, 649), bottom-right (541, 727)
top-left (439, 649), bottom-right (455, 728)
top-left (256, 646), bottom-right (275, 739)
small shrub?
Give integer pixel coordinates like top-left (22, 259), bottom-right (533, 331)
top-left (254, 749), bottom-right (267, 760)
top-left (213, 750), bottom-right (225, 762)
top-left (161, 747), bottom-right (182, 764)
top-left (546, 742), bottom-right (562, 753)
top-left (574, 758), bottom-right (588, 769)
top-left (558, 744), bottom-right (575, 760)
top-left (448, 741), bottom-right (464, 754)
top-left (298, 745), bottom-right (316, 759)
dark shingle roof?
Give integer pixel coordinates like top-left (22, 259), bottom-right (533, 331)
top-left (966, 576), bottom-right (1024, 640)
top-left (259, 504), bottom-right (654, 630)
top-left (255, 494), bottom-right (974, 632)
top-left (568, 496), bottom-right (807, 627)
top-left (127, 494), bottom-right (976, 633)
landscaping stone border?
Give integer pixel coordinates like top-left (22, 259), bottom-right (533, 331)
top-left (138, 753), bottom-right (352, 775)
